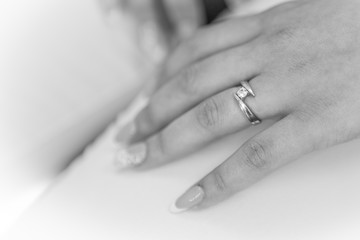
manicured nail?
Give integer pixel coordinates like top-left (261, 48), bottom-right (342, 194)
top-left (169, 186), bottom-right (205, 213)
top-left (114, 142), bottom-right (147, 169)
top-left (115, 122), bottom-right (137, 145)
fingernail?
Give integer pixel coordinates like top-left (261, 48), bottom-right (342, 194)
top-left (169, 186), bottom-right (205, 213)
top-left (115, 122), bottom-right (137, 145)
top-left (114, 142), bottom-right (147, 169)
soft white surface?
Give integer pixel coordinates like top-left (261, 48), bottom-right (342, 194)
top-left (4, 0), bottom-right (360, 239)
top-left (0, 0), bottom-right (142, 233)
top-left (4, 112), bottom-right (360, 240)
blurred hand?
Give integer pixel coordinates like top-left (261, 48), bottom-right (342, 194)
top-left (114, 0), bottom-right (205, 94)
top-left (119, 0), bottom-right (204, 43)
top-left (116, 0), bottom-right (360, 211)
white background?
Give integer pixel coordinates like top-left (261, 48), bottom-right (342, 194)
top-left (1, 0), bottom-right (360, 239)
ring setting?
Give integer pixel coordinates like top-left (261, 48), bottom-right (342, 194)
top-left (234, 81), bottom-right (261, 125)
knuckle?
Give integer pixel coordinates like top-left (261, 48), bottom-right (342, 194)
top-left (286, 55), bottom-right (314, 75)
top-left (291, 108), bottom-right (315, 124)
top-left (291, 99), bottom-right (333, 150)
top-left (270, 27), bottom-right (298, 49)
top-left (293, 96), bottom-right (331, 124)
top-left (195, 97), bottom-right (222, 131)
top-left (242, 140), bottom-right (272, 170)
top-left (212, 170), bottom-right (227, 192)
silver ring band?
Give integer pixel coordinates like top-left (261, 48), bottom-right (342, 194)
top-left (234, 81), bottom-right (261, 125)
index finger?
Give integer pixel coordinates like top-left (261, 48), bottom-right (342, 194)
top-left (170, 114), bottom-right (320, 212)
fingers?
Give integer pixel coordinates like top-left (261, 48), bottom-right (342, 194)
top-left (162, 0), bottom-right (204, 38)
top-left (127, 42), bottom-right (266, 143)
top-left (131, 77), bottom-right (286, 167)
top-left (170, 114), bottom-right (320, 212)
top-left (164, 15), bottom-right (263, 79)
top-left (114, 75), bottom-right (288, 170)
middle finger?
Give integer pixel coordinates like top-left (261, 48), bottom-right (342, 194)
top-left (116, 74), bottom-right (288, 169)
top-left (129, 41), bottom-right (267, 143)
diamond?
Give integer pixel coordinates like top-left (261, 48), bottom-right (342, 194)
top-left (236, 87), bottom-right (248, 99)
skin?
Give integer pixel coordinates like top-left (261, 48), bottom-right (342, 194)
top-left (123, 0), bottom-right (360, 209)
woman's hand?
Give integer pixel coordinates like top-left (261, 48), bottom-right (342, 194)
top-left (115, 0), bottom-right (360, 212)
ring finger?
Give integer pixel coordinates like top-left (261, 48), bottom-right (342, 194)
top-left (115, 75), bottom-right (289, 169)
top-left (125, 39), bottom-right (268, 144)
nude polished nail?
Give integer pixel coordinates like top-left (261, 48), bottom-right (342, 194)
top-left (114, 142), bottom-right (147, 169)
top-left (169, 185), bottom-right (205, 213)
